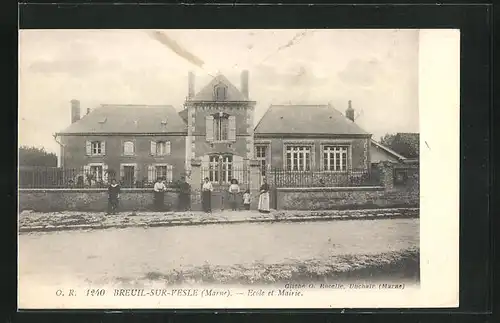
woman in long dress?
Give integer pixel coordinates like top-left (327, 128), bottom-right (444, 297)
top-left (201, 177), bottom-right (213, 213)
top-left (228, 179), bottom-right (240, 211)
top-left (258, 178), bottom-right (271, 213)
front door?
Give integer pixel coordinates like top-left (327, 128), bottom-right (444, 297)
top-left (123, 166), bottom-right (135, 187)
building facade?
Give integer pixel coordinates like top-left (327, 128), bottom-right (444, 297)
top-left (55, 71), bottom-right (405, 187)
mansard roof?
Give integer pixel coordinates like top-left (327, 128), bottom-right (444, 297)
top-left (254, 104), bottom-right (370, 136)
top-left (57, 104), bottom-right (187, 135)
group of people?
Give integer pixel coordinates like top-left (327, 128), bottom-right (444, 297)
top-left (201, 177), bottom-right (270, 214)
top-left (106, 176), bottom-right (191, 215)
top-left (106, 176), bottom-right (271, 215)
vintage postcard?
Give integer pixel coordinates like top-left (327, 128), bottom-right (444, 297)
top-left (18, 29), bottom-right (459, 309)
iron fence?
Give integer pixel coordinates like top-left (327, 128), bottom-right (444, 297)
top-left (18, 166), bottom-right (179, 189)
top-left (200, 167), bottom-right (251, 186)
top-left (266, 168), bottom-right (381, 188)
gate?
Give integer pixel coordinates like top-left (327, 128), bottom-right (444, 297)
top-left (201, 155), bottom-right (250, 211)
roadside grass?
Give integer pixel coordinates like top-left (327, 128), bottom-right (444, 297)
top-left (140, 247), bottom-right (419, 285)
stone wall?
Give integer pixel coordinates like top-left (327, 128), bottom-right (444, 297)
top-left (19, 188), bottom-right (180, 212)
top-left (276, 186), bottom-right (418, 210)
top-left (275, 161), bottom-right (419, 210)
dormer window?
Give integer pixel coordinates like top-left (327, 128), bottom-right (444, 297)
top-left (214, 83), bottom-right (227, 101)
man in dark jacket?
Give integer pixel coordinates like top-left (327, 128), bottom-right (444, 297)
top-left (107, 178), bottom-right (121, 215)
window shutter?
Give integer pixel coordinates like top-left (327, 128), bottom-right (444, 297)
top-left (83, 165), bottom-right (91, 175)
top-left (150, 141), bottom-right (157, 155)
top-left (134, 166), bottom-right (138, 183)
top-left (101, 141), bottom-right (106, 155)
top-left (166, 141), bottom-right (171, 155)
top-left (120, 165), bottom-right (124, 180)
top-left (166, 165), bottom-right (173, 182)
top-left (228, 116), bottom-right (236, 141)
top-left (147, 165), bottom-right (154, 182)
top-left (86, 141), bottom-right (91, 155)
top-left (102, 164), bottom-right (108, 183)
top-left (206, 116), bottom-right (214, 142)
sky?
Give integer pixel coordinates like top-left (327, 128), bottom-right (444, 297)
top-left (19, 29), bottom-right (419, 154)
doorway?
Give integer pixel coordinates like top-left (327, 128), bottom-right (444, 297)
top-left (123, 165), bottom-right (135, 187)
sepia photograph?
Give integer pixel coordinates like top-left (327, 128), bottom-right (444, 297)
top-left (18, 29), bottom-right (458, 309)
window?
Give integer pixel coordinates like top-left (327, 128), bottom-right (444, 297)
top-left (156, 165), bottom-right (168, 180)
top-left (323, 146), bottom-right (348, 171)
top-left (214, 84), bottom-right (227, 101)
top-left (206, 113), bottom-right (235, 142)
top-left (256, 145), bottom-right (268, 176)
top-left (150, 141), bottom-right (171, 156)
top-left (208, 155), bottom-right (219, 183)
top-left (208, 155), bottom-right (233, 183)
top-left (90, 165), bottom-right (103, 181)
top-left (286, 146), bottom-right (311, 171)
top-left (214, 113), bottom-right (229, 141)
top-left (123, 141), bottom-right (134, 156)
top-left (91, 141), bottom-right (102, 155)
top-left (221, 155), bottom-right (232, 183)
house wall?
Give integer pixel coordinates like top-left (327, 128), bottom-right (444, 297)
top-left (18, 188), bottom-right (180, 212)
top-left (60, 135), bottom-right (186, 181)
top-left (370, 145), bottom-right (399, 163)
top-left (255, 136), bottom-right (371, 170)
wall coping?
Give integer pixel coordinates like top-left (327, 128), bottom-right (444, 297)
top-left (276, 186), bottom-right (384, 192)
top-left (18, 188), bottom-right (180, 193)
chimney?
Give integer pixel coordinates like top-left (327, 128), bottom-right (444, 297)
top-left (346, 100), bottom-right (355, 122)
top-left (188, 71), bottom-right (195, 99)
top-left (71, 99), bottom-right (81, 123)
top-left (241, 70), bottom-right (249, 99)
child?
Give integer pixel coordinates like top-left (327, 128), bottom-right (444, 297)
top-left (107, 178), bottom-right (120, 215)
top-left (243, 189), bottom-right (251, 210)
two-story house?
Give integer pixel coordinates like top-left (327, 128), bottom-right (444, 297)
top-left (55, 102), bottom-right (187, 186)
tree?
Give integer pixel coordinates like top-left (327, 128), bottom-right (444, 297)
top-left (18, 146), bottom-right (57, 167)
top-left (379, 133), bottom-right (396, 147)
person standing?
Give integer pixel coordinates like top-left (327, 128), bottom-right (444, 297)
top-left (258, 178), bottom-right (271, 213)
top-left (243, 189), bottom-right (251, 210)
top-left (107, 178), bottom-right (121, 215)
top-left (228, 178), bottom-right (240, 211)
top-left (153, 177), bottom-right (166, 211)
top-left (178, 176), bottom-right (191, 211)
top-left (201, 177), bottom-right (213, 213)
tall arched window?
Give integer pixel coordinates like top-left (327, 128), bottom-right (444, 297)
top-left (214, 84), bottom-right (227, 101)
top-left (213, 112), bottom-right (229, 141)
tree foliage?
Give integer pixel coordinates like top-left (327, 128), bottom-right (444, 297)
top-left (379, 134), bottom-right (396, 147)
top-left (19, 146), bottom-right (57, 167)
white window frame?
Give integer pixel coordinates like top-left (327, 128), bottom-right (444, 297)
top-left (322, 145), bottom-right (349, 172)
top-left (87, 162), bottom-right (105, 182)
top-left (285, 145), bottom-right (312, 171)
top-left (255, 145), bottom-right (269, 176)
top-left (91, 141), bottom-right (103, 156)
top-left (214, 115), bottom-right (229, 141)
top-left (123, 140), bottom-right (135, 156)
top-left (153, 163), bottom-right (173, 182)
top-left (221, 155), bottom-right (233, 183)
top-left (156, 141), bottom-right (171, 156)
top-left (207, 155), bottom-right (233, 183)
